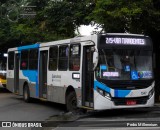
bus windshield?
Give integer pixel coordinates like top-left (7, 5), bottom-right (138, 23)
top-left (96, 49), bottom-right (153, 80)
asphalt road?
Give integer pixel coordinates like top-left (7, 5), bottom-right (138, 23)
top-left (52, 105), bottom-right (160, 130)
top-left (1, 86), bottom-right (160, 130)
top-left (0, 87), bottom-right (65, 122)
top-left (51, 101), bottom-right (160, 130)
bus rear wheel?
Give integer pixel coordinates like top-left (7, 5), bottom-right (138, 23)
top-left (23, 84), bottom-right (30, 102)
top-left (66, 91), bottom-right (77, 112)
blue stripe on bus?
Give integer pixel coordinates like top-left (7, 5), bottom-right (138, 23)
top-left (114, 89), bottom-right (131, 97)
top-left (22, 70), bottom-right (39, 97)
top-left (35, 72), bottom-right (39, 97)
top-left (94, 80), bottom-right (131, 97)
top-left (18, 44), bottom-right (39, 51)
top-left (94, 80), bottom-right (111, 93)
top-left (19, 44), bottom-right (40, 97)
top-left (22, 70), bottom-right (37, 82)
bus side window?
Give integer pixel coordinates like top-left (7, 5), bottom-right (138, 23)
top-left (69, 44), bottom-right (81, 71)
top-left (58, 45), bottom-right (68, 71)
top-left (29, 49), bottom-right (38, 70)
top-left (20, 50), bottom-right (29, 70)
top-left (49, 46), bottom-right (58, 70)
top-left (8, 51), bottom-right (14, 70)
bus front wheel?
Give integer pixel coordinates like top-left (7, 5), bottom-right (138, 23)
top-left (66, 91), bottom-right (77, 112)
top-left (23, 84), bottom-right (30, 102)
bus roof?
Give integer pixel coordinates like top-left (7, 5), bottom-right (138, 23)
top-left (8, 44), bottom-right (40, 52)
top-left (104, 33), bottom-right (147, 37)
top-left (40, 35), bottom-right (95, 47)
top-left (7, 33), bottom-right (149, 52)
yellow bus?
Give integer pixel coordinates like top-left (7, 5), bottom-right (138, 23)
top-left (0, 53), bottom-right (7, 88)
top-left (0, 71), bottom-right (6, 88)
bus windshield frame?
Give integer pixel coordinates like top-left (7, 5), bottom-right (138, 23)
top-left (95, 49), bottom-right (153, 81)
top-left (96, 34), bottom-right (153, 82)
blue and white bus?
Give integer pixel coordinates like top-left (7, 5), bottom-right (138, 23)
top-left (7, 33), bottom-right (154, 111)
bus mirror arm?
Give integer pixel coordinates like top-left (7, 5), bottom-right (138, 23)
top-left (93, 51), bottom-right (98, 70)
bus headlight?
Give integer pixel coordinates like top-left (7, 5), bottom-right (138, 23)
top-left (148, 88), bottom-right (154, 99)
top-left (97, 87), bottom-right (111, 100)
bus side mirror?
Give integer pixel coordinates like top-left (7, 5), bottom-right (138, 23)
top-left (93, 51), bottom-right (98, 70)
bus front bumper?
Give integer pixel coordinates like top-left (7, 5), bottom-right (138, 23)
top-left (94, 91), bottom-right (154, 110)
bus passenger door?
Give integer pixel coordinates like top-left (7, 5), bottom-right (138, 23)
top-left (82, 46), bottom-right (94, 108)
top-left (14, 53), bottom-right (20, 94)
top-left (39, 50), bottom-right (48, 99)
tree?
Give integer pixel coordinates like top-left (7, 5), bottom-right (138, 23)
top-left (91, 0), bottom-right (160, 34)
top-left (42, 0), bottom-right (95, 36)
top-left (0, 0), bottom-right (159, 48)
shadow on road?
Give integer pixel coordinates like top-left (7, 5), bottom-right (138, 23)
top-left (0, 86), bottom-right (66, 112)
top-left (13, 95), bottom-right (66, 112)
top-left (86, 107), bottom-right (160, 119)
top-left (0, 87), bottom-right (11, 93)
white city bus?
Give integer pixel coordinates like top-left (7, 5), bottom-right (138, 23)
top-left (7, 33), bottom-right (154, 111)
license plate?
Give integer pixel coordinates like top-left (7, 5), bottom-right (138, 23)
top-left (126, 100), bottom-right (136, 105)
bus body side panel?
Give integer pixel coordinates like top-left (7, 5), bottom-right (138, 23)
top-left (47, 70), bottom-right (62, 103)
top-left (17, 44), bottom-right (40, 98)
top-left (7, 50), bottom-right (16, 93)
top-left (18, 78), bottom-right (37, 98)
top-left (18, 79), bottom-right (26, 96)
top-left (6, 77), bottom-right (14, 92)
top-left (19, 70), bottom-right (38, 98)
top-left (47, 71), bottom-right (81, 104)
top-left (46, 43), bottom-right (82, 105)
top-left (29, 83), bottom-right (37, 98)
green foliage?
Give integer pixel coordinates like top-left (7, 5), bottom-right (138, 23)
top-left (44, 0), bottom-right (95, 37)
top-left (0, 0), bottom-right (159, 49)
top-left (92, 0), bottom-right (160, 34)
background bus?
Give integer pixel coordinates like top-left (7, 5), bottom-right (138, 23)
top-left (0, 53), bottom-right (7, 88)
top-left (6, 33), bottom-right (154, 111)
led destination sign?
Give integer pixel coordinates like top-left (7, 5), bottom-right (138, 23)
top-left (98, 35), bottom-right (152, 50)
top-left (106, 37), bottom-right (145, 45)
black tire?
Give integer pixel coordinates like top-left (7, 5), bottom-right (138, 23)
top-left (66, 91), bottom-right (77, 112)
top-left (23, 84), bottom-right (30, 103)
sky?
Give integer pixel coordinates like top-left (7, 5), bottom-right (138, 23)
top-left (78, 24), bottom-right (103, 36)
